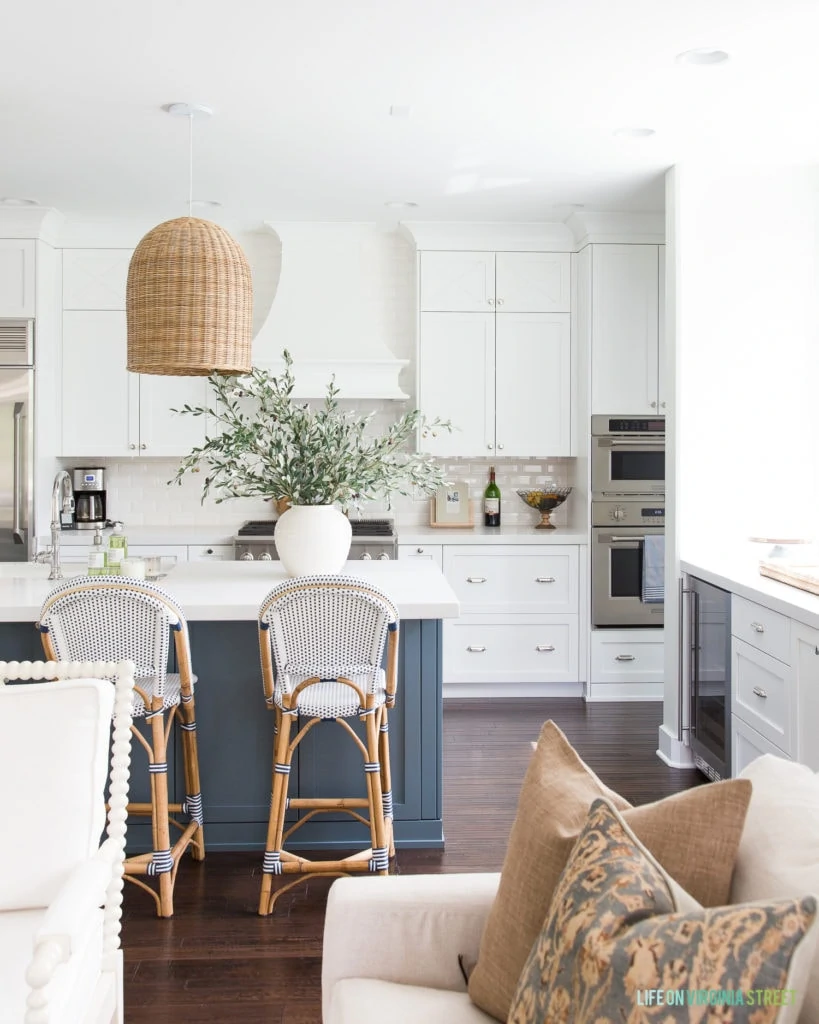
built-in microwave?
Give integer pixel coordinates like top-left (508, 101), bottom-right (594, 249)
top-left (591, 415), bottom-right (665, 497)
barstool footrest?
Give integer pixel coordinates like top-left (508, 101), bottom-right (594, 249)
top-left (286, 797), bottom-right (369, 809)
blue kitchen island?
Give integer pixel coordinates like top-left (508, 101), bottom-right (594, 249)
top-left (0, 560), bottom-right (459, 852)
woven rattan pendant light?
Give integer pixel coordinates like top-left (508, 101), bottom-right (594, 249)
top-left (126, 103), bottom-right (252, 376)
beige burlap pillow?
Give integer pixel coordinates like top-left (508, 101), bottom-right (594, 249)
top-left (467, 720), bottom-right (753, 1022)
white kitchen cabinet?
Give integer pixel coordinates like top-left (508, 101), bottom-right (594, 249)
top-left (731, 638), bottom-right (792, 755)
top-left (495, 252), bottom-right (570, 313)
top-left (0, 239), bottom-right (35, 318)
top-left (792, 620), bottom-right (819, 771)
top-left (419, 252), bottom-right (496, 312)
top-left (732, 714), bottom-right (790, 777)
top-left (589, 629), bottom-right (664, 699)
top-left (590, 244), bottom-right (661, 415)
top-left (397, 544), bottom-right (443, 570)
top-left (441, 543), bottom-right (581, 691)
top-left (495, 313), bottom-right (570, 456)
top-left (188, 544), bottom-right (234, 562)
top-left (418, 312), bottom-right (495, 457)
top-left (418, 311), bottom-right (571, 458)
top-left (61, 309), bottom-right (210, 457)
top-left (62, 249), bottom-right (132, 310)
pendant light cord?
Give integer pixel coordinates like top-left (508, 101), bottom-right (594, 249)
top-left (188, 113), bottom-right (194, 218)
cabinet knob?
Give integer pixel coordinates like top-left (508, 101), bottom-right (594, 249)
top-left (752, 686), bottom-right (768, 699)
top-left (487, 298), bottom-right (495, 306)
top-left (416, 547), bottom-right (424, 553)
top-left (129, 443), bottom-right (136, 450)
top-left (206, 548), bottom-right (213, 554)
top-left (140, 443), bottom-right (147, 450)
top-left (650, 401), bottom-right (657, 409)
top-left (466, 645), bottom-right (486, 653)
top-left (497, 443), bottom-right (504, 450)
top-left (615, 654), bottom-right (636, 662)
top-left (660, 401), bottom-right (667, 409)
top-left (496, 298), bottom-right (504, 306)
top-left (535, 644), bottom-right (555, 652)
top-left (750, 621), bottom-right (765, 633)
top-left (486, 444), bottom-right (494, 450)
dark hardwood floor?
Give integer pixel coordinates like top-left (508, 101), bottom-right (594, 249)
top-left (121, 699), bottom-right (702, 1023)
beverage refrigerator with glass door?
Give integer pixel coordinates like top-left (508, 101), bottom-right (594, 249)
top-left (0, 320), bottom-right (34, 561)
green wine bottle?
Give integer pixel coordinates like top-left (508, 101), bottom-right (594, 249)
top-left (484, 466), bottom-right (501, 527)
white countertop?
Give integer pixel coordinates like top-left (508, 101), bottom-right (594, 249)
top-left (397, 524), bottom-right (589, 545)
top-left (42, 522), bottom-right (589, 550)
top-left (681, 544), bottom-right (819, 631)
top-left (40, 525), bottom-right (237, 548)
top-left (0, 560), bottom-right (460, 623)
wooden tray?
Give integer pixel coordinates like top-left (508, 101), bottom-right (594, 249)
top-left (428, 497), bottom-right (477, 529)
top-left (759, 560), bottom-right (819, 596)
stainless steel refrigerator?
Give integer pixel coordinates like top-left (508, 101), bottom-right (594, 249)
top-left (0, 320), bottom-right (34, 561)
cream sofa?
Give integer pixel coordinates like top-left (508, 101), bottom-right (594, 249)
top-left (322, 872), bottom-right (500, 1024)
top-left (322, 754), bottom-right (819, 1024)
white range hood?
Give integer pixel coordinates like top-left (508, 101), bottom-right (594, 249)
top-left (249, 223), bottom-right (409, 399)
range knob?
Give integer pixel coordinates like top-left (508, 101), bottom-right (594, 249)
top-left (240, 552), bottom-right (254, 561)
top-left (610, 506), bottom-right (627, 522)
top-left (377, 552), bottom-right (390, 561)
top-left (259, 552), bottom-right (273, 561)
top-left (359, 552), bottom-right (372, 560)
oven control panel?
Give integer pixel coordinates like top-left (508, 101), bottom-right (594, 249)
top-left (591, 500), bottom-right (665, 528)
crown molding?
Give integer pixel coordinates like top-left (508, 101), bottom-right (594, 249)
top-left (398, 220), bottom-right (575, 252)
top-left (566, 211), bottom-right (665, 247)
top-left (0, 206), bottom-right (64, 245)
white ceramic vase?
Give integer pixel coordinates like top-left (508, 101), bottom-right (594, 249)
top-left (273, 504), bottom-right (352, 577)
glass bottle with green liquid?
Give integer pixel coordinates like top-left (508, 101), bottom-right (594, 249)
top-left (106, 523), bottom-right (128, 575)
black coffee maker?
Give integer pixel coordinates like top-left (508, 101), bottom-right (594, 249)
top-left (72, 468), bottom-right (107, 530)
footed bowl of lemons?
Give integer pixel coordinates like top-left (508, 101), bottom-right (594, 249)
top-left (516, 486), bottom-right (572, 530)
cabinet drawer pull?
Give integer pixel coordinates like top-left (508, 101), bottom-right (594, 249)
top-left (466, 645), bottom-right (486, 653)
top-left (535, 576), bottom-right (556, 583)
top-left (535, 644), bottom-right (555, 652)
top-left (466, 576), bottom-right (487, 583)
top-left (416, 547), bottom-right (424, 553)
top-left (750, 621), bottom-right (765, 633)
top-left (752, 686), bottom-right (768, 699)
top-left (615, 654), bottom-right (636, 662)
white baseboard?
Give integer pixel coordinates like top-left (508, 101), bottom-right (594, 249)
top-left (656, 723), bottom-right (696, 768)
top-left (443, 682), bottom-right (584, 699)
top-left (585, 693), bottom-right (663, 702)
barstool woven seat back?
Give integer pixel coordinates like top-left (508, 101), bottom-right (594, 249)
top-left (257, 574), bottom-right (399, 915)
top-left (38, 576), bottom-right (205, 918)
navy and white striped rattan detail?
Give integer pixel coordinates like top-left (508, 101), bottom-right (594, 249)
top-left (147, 761), bottom-right (167, 774)
top-left (382, 790), bottom-right (393, 819)
top-left (369, 847), bottom-right (390, 872)
top-left (183, 792), bottom-right (204, 826)
top-left (147, 849), bottom-right (174, 875)
top-left (263, 850), bottom-right (283, 875)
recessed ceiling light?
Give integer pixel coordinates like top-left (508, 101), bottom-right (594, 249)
top-left (676, 48), bottom-right (730, 66)
top-left (384, 200), bottom-right (418, 208)
top-left (191, 199), bottom-right (222, 208)
top-left (613, 127), bottom-right (656, 140)
top-left (0, 197), bottom-right (38, 206)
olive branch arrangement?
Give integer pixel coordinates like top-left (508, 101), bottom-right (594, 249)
top-left (170, 350), bottom-right (452, 509)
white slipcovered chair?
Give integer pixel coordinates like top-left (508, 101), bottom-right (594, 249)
top-left (0, 659), bottom-right (135, 1024)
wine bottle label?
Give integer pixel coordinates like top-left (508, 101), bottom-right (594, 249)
top-left (484, 498), bottom-right (500, 514)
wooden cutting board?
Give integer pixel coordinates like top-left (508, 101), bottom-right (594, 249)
top-left (759, 560), bottom-right (819, 596)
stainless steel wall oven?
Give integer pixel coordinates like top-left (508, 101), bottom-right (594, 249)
top-left (591, 415), bottom-right (665, 628)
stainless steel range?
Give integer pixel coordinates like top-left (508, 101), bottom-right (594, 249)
top-left (234, 518), bottom-right (397, 562)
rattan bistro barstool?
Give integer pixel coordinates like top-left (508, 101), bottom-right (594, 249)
top-left (257, 575), bottom-right (399, 916)
top-left (37, 576), bottom-right (205, 918)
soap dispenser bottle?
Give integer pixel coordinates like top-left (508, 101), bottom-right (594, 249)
top-left (87, 527), bottom-right (107, 577)
top-left (107, 522), bottom-right (128, 575)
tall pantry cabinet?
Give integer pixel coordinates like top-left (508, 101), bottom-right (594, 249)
top-left (417, 251), bottom-right (572, 458)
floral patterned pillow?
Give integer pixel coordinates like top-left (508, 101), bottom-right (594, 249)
top-left (508, 798), bottom-right (818, 1024)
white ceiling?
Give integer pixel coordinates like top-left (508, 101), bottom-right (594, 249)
top-left (2, 0), bottom-right (818, 228)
